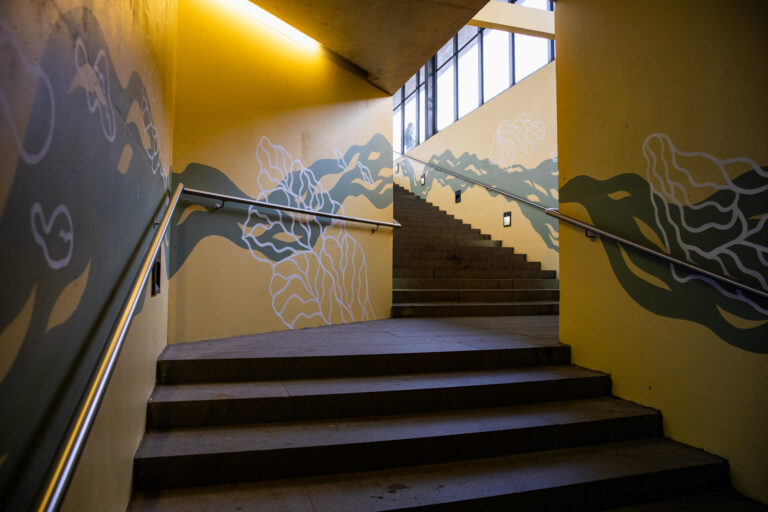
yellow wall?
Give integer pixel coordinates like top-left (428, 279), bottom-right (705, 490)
top-left (169, 0), bottom-right (393, 343)
top-left (398, 62), bottom-right (558, 271)
top-left (0, 0), bottom-right (177, 510)
top-left (556, 0), bottom-right (768, 502)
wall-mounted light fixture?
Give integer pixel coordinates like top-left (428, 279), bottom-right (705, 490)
top-left (455, 190), bottom-right (461, 203)
top-left (503, 211), bottom-right (511, 227)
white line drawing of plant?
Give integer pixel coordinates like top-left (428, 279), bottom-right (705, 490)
top-left (0, 23), bottom-right (55, 165)
top-left (489, 114), bottom-right (545, 169)
top-left (74, 37), bottom-right (116, 142)
top-left (644, 133), bottom-right (768, 314)
top-left (30, 203), bottom-right (74, 270)
top-left (241, 137), bottom-right (375, 328)
top-left (335, 148), bottom-right (375, 186)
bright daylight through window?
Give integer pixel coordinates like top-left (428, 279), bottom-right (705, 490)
top-left (393, 0), bottom-right (554, 154)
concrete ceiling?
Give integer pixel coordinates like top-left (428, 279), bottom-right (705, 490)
top-left (250, 0), bottom-right (490, 94)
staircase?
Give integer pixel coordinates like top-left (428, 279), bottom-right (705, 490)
top-left (392, 183), bottom-right (559, 318)
top-left (126, 316), bottom-right (753, 511)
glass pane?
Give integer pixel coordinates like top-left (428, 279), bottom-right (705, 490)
top-left (483, 29), bottom-right (510, 101)
top-left (517, 0), bottom-right (548, 10)
top-left (404, 95), bottom-right (417, 151)
top-left (514, 33), bottom-right (549, 82)
top-left (458, 39), bottom-right (479, 118)
top-left (393, 106), bottom-right (402, 153)
top-left (436, 62), bottom-right (455, 131)
top-left (392, 89), bottom-right (401, 109)
top-left (419, 65), bottom-right (426, 85)
top-left (419, 86), bottom-right (426, 144)
top-left (437, 38), bottom-right (454, 67)
top-left (404, 74), bottom-right (417, 96)
top-left (457, 26), bottom-right (478, 50)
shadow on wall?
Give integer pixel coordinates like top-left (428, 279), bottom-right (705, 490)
top-left (397, 149), bottom-right (559, 251)
top-left (0, 8), bottom-right (168, 511)
top-left (561, 133), bottom-right (768, 353)
top-left (171, 133), bottom-right (393, 328)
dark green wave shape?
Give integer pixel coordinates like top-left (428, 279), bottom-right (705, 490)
top-left (560, 171), bottom-right (768, 354)
top-left (170, 134), bottom-right (393, 277)
top-left (399, 150), bottom-right (559, 251)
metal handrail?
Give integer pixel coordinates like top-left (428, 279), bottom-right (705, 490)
top-left (183, 187), bottom-right (402, 229)
top-left (37, 182), bottom-right (400, 511)
top-left (394, 151), bottom-right (768, 300)
top-left (393, 151), bottom-right (548, 211)
top-left (545, 208), bottom-right (768, 300)
top-left (38, 184), bottom-right (185, 512)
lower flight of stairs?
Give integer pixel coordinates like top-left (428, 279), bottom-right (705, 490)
top-left (126, 317), bottom-right (746, 512)
top-left (392, 183), bottom-right (559, 318)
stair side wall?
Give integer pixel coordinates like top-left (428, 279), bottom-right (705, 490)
top-left (556, 0), bottom-right (768, 503)
top-left (168, 0), bottom-right (394, 343)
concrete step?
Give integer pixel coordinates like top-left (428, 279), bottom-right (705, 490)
top-left (396, 244), bottom-right (518, 257)
top-left (394, 268), bottom-right (557, 279)
top-left (128, 437), bottom-right (729, 510)
top-left (134, 397), bottom-right (658, 490)
top-left (158, 323), bottom-right (569, 384)
top-left (393, 289), bottom-right (560, 303)
top-left (605, 491), bottom-right (768, 511)
top-left (392, 301), bottom-right (560, 317)
top-left (394, 258), bottom-right (536, 272)
top-left (149, 365), bottom-right (605, 428)
top-left (395, 238), bottom-right (502, 248)
top-left (395, 229), bottom-right (489, 239)
top-left (393, 277), bottom-right (560, 289)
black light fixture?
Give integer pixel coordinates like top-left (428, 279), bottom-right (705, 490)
top-left (503, 211), bottom-right (511, 227)
top-left (455, 190), bottom-right (461, 203)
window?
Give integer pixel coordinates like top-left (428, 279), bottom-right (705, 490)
top-left (458, 36), bottom-right (480, 118)
top-left (436, 62), bottom-right (455, 131)
top-left (514, 33), bottom-right (549, 82)
top-left (393, 1), bottom-right (555, 151)
top-left (482, 29), bottom-right (510, 102)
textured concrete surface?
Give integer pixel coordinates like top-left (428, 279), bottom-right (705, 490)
top-left (129, 438), bottom-right (728, 511)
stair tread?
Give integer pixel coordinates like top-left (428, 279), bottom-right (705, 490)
top-left (160, 317), bottom-right (561, 362)
top-left (393, 301), bottom-right (560, 306)
top-left (605, 491), bottom-right (768, 511)
top-left (151, 365), bottom-right (602, 405)
top-left (128, 438), bottom-right (726, 512)
top-left (137, 396), bottom-right (651, 459)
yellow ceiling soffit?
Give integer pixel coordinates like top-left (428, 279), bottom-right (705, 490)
top-left (469, 2), bottom-right (555, 40)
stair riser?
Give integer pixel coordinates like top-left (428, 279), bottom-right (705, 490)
top-left (134, 413), bottom-right (658, 490)
top-left (394, 226), bottom-right (491, 240)
top-left (393, 290), bottom-right (560, 302)
top-left (392, 303), bottom-right (559, 317)
top-left (395, 247), bottom-right (521, 259)
top-left (394, 259), bottom-right (537, 271)
top-left (395, 239), bottom-right (502, 248)
top-left (158, 346), bottom-right (571, 384)
top-left (394, 269), bottom-right (556, 279)
top-left (149, 374), bottom-right (608, 428)
top-left (418, 464), bottom-right (730, 512)
top-left (393, 278), bottom-right (559, 289)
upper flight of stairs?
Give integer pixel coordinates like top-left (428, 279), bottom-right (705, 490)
top-left (125, 317), bottom-right (763, 512)
top-left (393, 183), bottom-right (559, 318)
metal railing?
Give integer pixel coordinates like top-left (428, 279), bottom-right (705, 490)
top-left (395, 152), bottom-right (547, 211)
top-left (183, 187), bottom-right (402, 229)
top-left (37, 183), bottom-right (399, 512)
top-left (394, 151), bottom-right (768, 301)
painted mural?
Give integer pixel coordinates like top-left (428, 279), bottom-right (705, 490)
top-left (172, 133), bottom-right (392, 329)
top-left (0, 7), bottom-right (168, 510)
top-left (561, 133), bottom-right (768, 353)
top-left (397, 150), bottom-right (559, 251)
